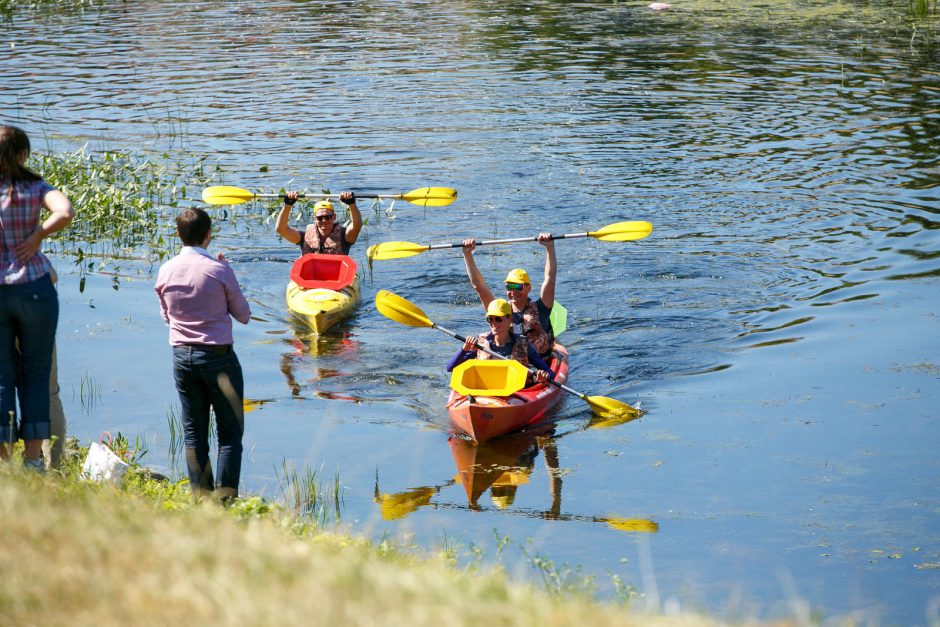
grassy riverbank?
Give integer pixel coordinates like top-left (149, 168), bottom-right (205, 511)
top-left (0, 457), bottom-right (726, 627)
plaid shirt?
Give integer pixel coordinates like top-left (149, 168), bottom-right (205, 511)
top-left (0, 178), bottom-right (55, 285)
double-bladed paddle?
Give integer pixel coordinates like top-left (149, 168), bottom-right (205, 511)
top-left (366, 220), bottom-right (653, 261)
top-left (374, 290), bottom-right (639, 420)
top-left (201, 185), bottom-right (458, 207)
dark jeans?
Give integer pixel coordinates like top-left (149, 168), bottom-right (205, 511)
top-left (172, 345), bottom-right (244, 495)
top-left (0, 274), bottom-right (57, 443)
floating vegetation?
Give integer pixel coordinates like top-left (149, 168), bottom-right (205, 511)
top-left (34, 148), bottom-right (222, 263)
top-left (0, 0), bottom-right (98, 20)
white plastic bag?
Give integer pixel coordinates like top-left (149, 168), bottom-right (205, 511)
top-left (81, 441), bottom-right (130, 485)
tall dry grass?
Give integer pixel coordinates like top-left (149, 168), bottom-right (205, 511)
top-left (0, 465), bottom-right (729, 627)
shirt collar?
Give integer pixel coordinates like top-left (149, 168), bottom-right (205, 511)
top-left (181, 246), bottom-right (213, 259)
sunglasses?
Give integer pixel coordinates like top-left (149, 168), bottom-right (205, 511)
top-left (486, 315), bottom-right (506, 323)
top-left (315, 214), bottom-right (335, 222)
top-left (505, 282), bottom-right (526, 292)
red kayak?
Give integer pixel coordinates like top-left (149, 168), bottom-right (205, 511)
top-left (446, 344), bottom-right (569, 443)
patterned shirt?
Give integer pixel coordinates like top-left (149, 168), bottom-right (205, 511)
top-left (0, 178), bottom-right (55, 285)
top-left (155, 247), bottom-right (252, 346)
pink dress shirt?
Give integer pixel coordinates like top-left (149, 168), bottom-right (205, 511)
top-left (155, 247), bottom-right (251, 346)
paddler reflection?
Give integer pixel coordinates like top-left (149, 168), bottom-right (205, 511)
top-left (373, 428), bottom-right (658, 534)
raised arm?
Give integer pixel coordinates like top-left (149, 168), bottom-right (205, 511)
top-left (462, 239), bottom-right (495, 308)
top-left (537, 232), bottom-right (556, 309)
top-left (340, 191), bottom-right (363, 244)
top-left (275, 192), bottom-right (302, 245)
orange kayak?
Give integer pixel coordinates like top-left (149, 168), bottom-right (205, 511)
top-left (446, 344), bottom-right (569, 443)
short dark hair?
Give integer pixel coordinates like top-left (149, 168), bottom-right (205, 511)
top-left (176, 207), bottom-right (212, 246)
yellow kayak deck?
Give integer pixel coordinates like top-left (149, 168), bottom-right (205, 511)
top-left (286, 276), bottom-right (361, 334)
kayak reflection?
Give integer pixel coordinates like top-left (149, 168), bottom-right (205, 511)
top-left (449, 428), bottom-right (560, 513)
top-left (373, 428), bottom-right (658, 534)
top-left (287, 324), bottom-right (362, 358)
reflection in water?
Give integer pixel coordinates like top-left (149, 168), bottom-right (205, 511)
top-left (373, 476), bottom-right (454, 521)
top-left (585, 407), bottom-right (643, 431)
top-left (243, 398), bottom-right (275, 413)
top-left (278, 332), bottom-right (362, 400)
top-left (450, 429), bottom-right (559, 513)
top-left (374, 428), bottom-right (657, 534)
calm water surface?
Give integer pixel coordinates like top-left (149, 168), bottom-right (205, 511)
top-left (3, 0), bottom-right (939, 622)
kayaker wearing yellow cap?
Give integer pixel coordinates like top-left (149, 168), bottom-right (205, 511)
top-left (445, 298), bottom-right (553, 386)
top-left (276, 191), bottom-right (362, 255)
top-left (462, 233), bottom-right (556, 358)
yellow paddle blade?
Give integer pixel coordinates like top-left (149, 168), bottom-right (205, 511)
top-left (375, 486), bottom-right (437, 520)
top-left (201, 185), bottom-right (257, 205)
top-left (366, 241), bottom-right (429, 261)
top-left (398, 187), bottom-right (458, 207)
top-left (242, 398), bottom-right (275, 413)
top-left (605, 518), bottom-right (659, 533)
top-left (587, 407), bottom-right (642, 430)
top-left (450, 359), bottom-right (529, 397)
top-left (374, 290), bottom-right (434, 328)
top-left (588, 221), bottom-right (653, 242)
top-left (584, 395), bottom-right (640, 420)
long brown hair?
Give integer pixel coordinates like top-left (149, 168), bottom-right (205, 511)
top-left (0, 125), bottom-right (41, 184)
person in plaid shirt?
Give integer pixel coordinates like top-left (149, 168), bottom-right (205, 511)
top-left (0, 126), bottom-right (74, 470)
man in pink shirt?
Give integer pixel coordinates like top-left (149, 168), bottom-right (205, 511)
top-left (155, 207), bottom-right (251, 501)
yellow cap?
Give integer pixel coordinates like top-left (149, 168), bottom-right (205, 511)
top-left (486, 298), bottom-right (512, 318)
top-left (490, 485), bottom-right (517, 509)
top-left (505, 268), bottom-right (530, 284)
top-left (314, 200), bottom-right (334, 212)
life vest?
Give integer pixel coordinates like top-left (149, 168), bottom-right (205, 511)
top-left (475, 333), bottom-right (530, 367)
top-left (301, 224), bottom-right (348, 255)
top-left (513, 298), bottom-right (552, 357)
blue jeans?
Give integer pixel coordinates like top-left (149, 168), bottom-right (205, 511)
top-left (0, 274), bottom-right (57, 443)
top-left (172, 345), bottom-right (244, 495)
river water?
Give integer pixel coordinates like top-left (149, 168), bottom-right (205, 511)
top-left (3, 0), bottom-right (939, 622)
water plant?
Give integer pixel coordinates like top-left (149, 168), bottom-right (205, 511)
top-left (77, 370), bottom-right (101, 413)
top-left (0, 0), bottom-right (97, 20)
top-left (273, 459), bottom-right (344, 526)
top-left (33, 148), bottom-right (220, 263)
top-left (165, 403), bottom-right (183, 472)
top-left (103, 431), bottom-right (148, 465)
top-left (437, 528), bottom-right (464, 565)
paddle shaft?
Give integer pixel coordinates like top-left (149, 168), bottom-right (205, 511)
top-left (431, 323), bottom-right (589, 401)
top-left (424, 232), bottom-right (590, 253)
top-left (374, 291), bottom-right (607, 407)
top-left (252, 192), bottom-right (398, 201)
top-left (432, 501), bottom-right (653, 527)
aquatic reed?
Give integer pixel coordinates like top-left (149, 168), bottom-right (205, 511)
top-left (77, 370), bottom-right (101, 413)
top-left (274, 459), bottom-right (344, 526)
top-left (34, 148), bottom-right (215, 262)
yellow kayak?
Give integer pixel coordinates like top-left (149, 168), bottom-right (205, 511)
top-left (285, 253), bottom-right (360, 334)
